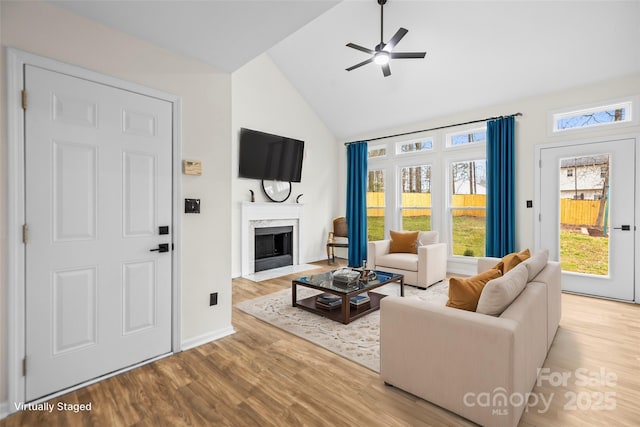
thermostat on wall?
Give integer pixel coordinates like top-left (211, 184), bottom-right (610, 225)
top-left (183, 160), bottom-right (202, 175)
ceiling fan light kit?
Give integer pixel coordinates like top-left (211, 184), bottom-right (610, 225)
top-left (346, 0), bottom-right (426, 77)
top-left (374, 51), bottom-right (390, 65)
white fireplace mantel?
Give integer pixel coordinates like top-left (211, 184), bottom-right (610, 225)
top-left (241, 202), bottom-right (304, 277)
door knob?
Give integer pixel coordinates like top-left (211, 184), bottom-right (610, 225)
top-left (150, 243), bottom-right (169, 253)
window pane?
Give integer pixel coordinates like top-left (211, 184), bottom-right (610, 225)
top-left (368, 146), bottom-right (386, 158)
top-left (400, 165), bottom-right (431, 231)
top-left (451, 209), bottom-right (486, 257)
top-left (448, 128), bottom-right (486, 146)
top-left (397, 139), bottom-right (433, 154)
top-left (367, 169), bottom-right (385, 241)
top-left (553, 101), bottom-right (632, 132)
top-left (450, 160), bottom-right (486, 257)
top-left (559, 154), bottom-right (610, 275)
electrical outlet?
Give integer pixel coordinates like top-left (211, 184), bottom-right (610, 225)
top-left (209, 292), bottom-right (218, 306)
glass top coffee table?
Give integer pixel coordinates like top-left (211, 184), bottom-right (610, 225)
top-left (292, 270), bottom-right (404, 324)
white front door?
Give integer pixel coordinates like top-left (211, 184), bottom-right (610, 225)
top-left (539, 138), bottom-right (635, 301)
top-left (24, 65), bottom-right (173, 401)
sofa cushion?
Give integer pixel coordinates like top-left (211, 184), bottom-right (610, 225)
top-left (476, 263), bottom-right (528, 316)
top-left (522, 249), bottom-right (549, 282)
top-left (389, 230), bottom-right (419, 254)
top-left (418, 231), bottom-right (439, 246)
top-left (446, 268), bottom-right (502, 311)
top-left (501, 249), bottom-right (531, 273)
top-left (376, 253), bottom-right (419, 271)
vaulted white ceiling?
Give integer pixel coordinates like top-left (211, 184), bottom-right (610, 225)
top-left (50, 1), bottom-right (640, 140)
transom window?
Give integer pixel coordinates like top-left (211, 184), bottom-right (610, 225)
top-left (396, 138), bottom-right (434, 154)
top-left (368, 145), bottom-right (386, 158)
top-left (552, 100), bottom-right (633, 133)
top-left (446, 127), bottom-right (487, 147)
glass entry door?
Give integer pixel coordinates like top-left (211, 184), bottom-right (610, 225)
top-left (539, 139), bottom-right (635, 300)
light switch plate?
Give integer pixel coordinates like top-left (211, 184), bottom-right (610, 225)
top-left (185, 198), bottom-right (200, 213)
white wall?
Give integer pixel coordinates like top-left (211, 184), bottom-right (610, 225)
top-left (341, 74), bottom-right (640, 273)
top-left (0, 0), bottom-right (233, 406)
top-left (231, 54), bottom-right (339, 277)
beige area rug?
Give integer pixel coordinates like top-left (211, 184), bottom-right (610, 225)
top-left (235, 281), bottom-right (449, 372)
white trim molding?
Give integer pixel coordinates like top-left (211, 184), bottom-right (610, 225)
top-left (180, 327), bottom-right (236, 352)
top-left (5, 48), bottom-right (183, 411)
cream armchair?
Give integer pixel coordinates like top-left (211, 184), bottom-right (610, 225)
top-left (367, 231), bottom-right (447, 289)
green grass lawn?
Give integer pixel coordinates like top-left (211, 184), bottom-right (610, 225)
top-left (367, 215), bottom-right (485, 257)
top-left (368, 217), bottom-right (608, 273)
top-left (560, 230), bottom-right (609, 275)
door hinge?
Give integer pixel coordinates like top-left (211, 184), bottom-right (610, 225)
top-left (539, 159), bottom-right (541, 168)
top-left (21, 89), bottom-right (28, 110)
top-left (539, 213), bottom-right (542, 222)
top-left (22, 357), bottom-right (27, 376)
top-left (22, 224), bottom-right (29, 244)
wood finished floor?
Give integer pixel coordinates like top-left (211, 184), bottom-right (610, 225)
top-left (2, 260), bottom-right (639, 427)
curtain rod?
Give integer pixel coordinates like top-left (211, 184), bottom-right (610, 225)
top-left (344, 112), bottom-right (523, 146)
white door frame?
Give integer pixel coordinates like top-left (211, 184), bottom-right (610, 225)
top-left (534, 133), bottom-right (639, 304)
top-left (5, 48), bottom-right (183, 407)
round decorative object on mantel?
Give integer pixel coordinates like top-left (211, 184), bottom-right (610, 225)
top-left (261, 180), bottom-right (291, 203)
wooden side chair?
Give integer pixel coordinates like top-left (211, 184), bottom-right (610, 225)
top-left (326, 217), bottom-right (349, 264)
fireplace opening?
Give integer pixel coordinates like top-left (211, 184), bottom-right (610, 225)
top-left (254, 226), bottom-right (293, 272)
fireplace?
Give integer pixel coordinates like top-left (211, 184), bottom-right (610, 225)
top-left (241, 202), bottom-right (304, 277)
top-left (254, 226), bottom-right (293, 272)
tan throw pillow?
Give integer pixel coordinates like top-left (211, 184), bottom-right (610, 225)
top-left (502, 249), bottom-right (531, 273)
top-left (491, 261), bottom-right (505, 274)
top-left (389, 230), bottom-right (419, 254)
top-left (476, 263), bottom-right (528, 316)
top-left (446, 269), bottom-right (502, 312)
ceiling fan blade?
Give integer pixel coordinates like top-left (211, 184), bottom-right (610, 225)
top-left (346, 57), bottom-right (374, 72)
top-left (383, 28), bottom-right (408, 52)
top-left (382, 63), bottom-right (391, 77)
top-left (390, 52), bottom-right (427, 59)
top-left (346, 43), bottom-right (375, 55)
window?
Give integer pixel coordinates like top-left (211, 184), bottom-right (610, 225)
top-left (367, 169), bottom-right (385, 241)
top-left (399, 165), bottom-right (431, 231)
top-left (397, 138), bottom-right (433, 154)
top-left (449, 159), bottom-right (486, 257)
top-left (552, 101), bottom-right (632, 133)
top-left (446, 127), bottom-right (486, 147)
top-left (368, 145), bottom-right (386, 158)
top-left (363, 125), bottom-right (489, 259)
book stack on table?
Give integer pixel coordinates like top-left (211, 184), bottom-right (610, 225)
top-left (315, 293), bottom-right (342, 310)
top-left (350, 294), bottom-right (370, 308)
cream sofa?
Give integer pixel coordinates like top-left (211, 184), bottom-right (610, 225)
top-left (367, 231), bottom-right (447, 289)
top-left (380, 251), bottom-right (561, 427)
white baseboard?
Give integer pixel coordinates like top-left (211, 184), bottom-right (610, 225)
top-left (180, 326), bottom-right (235, 351)
top-left (0, 401), bottom-right (9, 420)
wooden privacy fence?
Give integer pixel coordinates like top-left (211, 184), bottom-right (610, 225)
top-left (366, 193), bottom-right (486, 217)
top-left (367, 193), bottom-right (605, 225)
top-left (560, 199), bottom-right (607, 226)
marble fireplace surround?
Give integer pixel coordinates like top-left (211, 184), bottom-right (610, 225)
top-left (241, 202), bottom-right (304, 277)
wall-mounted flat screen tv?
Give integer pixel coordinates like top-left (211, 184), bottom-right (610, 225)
top-left (238, 128), bottom-right (304, 183)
